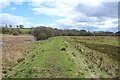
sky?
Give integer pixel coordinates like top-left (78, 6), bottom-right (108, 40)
top-left (0, 0), bottom-right (119, 32)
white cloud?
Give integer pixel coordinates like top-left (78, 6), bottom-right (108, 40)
top-left (0, 0), bottom-right (10, 8)
top-left (30, 0), bottom-right (118, 31)
top-left (14, 2), bottom-right (23, 5)
top-left (32, 0), bottom-right (83, 17)
top-left (32, 7), bottom-right (72, 17)
top-left (0, 0), bottom-right (119, 32)
top-left (0, 13), bottom-right (48, 28)
top-left (0, 13), bottom-right (29, 26)
top-left (10, 7), bottom-right (16, 10)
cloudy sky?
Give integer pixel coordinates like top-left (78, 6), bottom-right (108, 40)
top-left (0, 0), bottom-right (119, 32)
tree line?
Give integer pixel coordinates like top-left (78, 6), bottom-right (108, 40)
top-left (5, 25), bottom-right (24, 28)
top-left (31, 26), bottom-right (120, 40)
top-left (0, 27), bottom-right (29, 36)
top-left (0, 26), bottom-right (119, 39)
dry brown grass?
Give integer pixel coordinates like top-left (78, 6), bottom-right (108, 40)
top-left (0, 35), bottom-right (34, 77)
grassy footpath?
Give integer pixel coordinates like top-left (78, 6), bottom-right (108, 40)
top-left (4, 36), bottom-right (118, 78)
top-left (5, 37), bottom-right (78, 78)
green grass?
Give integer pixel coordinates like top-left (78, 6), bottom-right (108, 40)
top-left (19, 28), bottom-right (31, 32)
top-left (71, 36), bottom-right (119, 46)
top-left (4, 36), bottom-right (119, 78)
top-left (6, 37), bottom-right (77, 78)
top-left (0, 33), bottom-right (32, 36)
top-left (0, 33), bottom-right (10, 36)
top-left (70, 36), bottom-right (119, 61)
top-left (65, 36), bottom-right (119, 77)
top-left (63, 37), bottom-right (116, 78)
top-left (83, 43), bottom-right (119, 61)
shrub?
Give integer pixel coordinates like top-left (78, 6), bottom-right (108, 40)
top-left (36, 32), bottom-right (48, 40)
top-left (2, 27), bottom-right (22, 35)
top-left (2, 27), bottom-right (12, 34)
top-left (12, 29), bottom-right (21, 36)
top-left (33, 27), bottom-right (57, 40)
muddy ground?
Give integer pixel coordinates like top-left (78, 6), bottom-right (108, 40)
top-left (0, 35), bottom-right (35, 77)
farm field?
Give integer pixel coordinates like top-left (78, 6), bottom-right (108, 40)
top-left (1, 36), bottom-right (119, 78)
top-left (18, 28), bottom-right (32, 32)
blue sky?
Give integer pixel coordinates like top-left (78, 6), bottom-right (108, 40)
top-left (2, 2), bottom-right (64, 26)
top-left (0, 0), bottom-right (119, 32)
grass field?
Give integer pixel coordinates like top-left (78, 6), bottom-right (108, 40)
top-left (0, 34), bottom-right (10, 36)
top-left (70, 36), bottom-right (119, 61)
top-left (18, 28), bottom-right (31, 32)
top-left (2, 36), bottom-right (119, 78)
